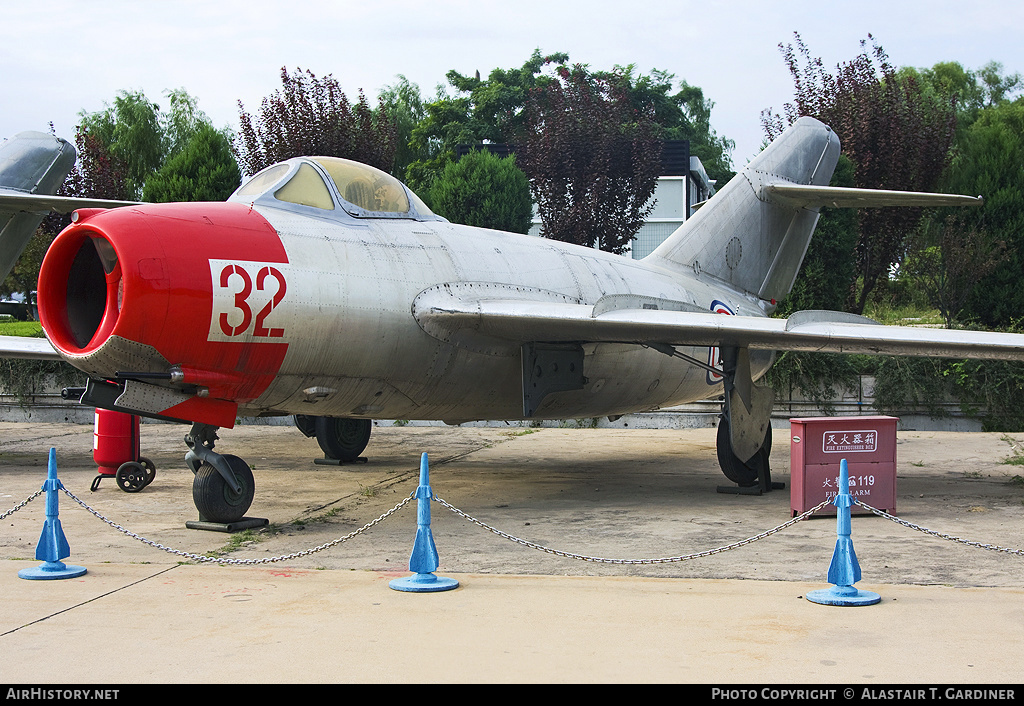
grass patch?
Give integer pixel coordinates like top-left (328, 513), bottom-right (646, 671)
top-left (502, 428), bottom-right (536, 438)
top-left (0, 320), bottom-right (44, 337)
top-left (202, 526), bottom-right (278, 559)
top-left (863, 301), bottom-right (944, 327)
top-left (1000, 435), bottom-right (1024, 467)
top-left (294, 506), bottom-right (344, 526)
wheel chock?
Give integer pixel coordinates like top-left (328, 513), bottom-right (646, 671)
top-left (806, 458), bottom-right (880, 606)
top-left (19, 448), bottom-right (87, 581)
top-left (390, 453), bottom-right (459, 593)
top-left (185, 517), bottom-right (269, 533)
top-left (313, 456), bottom-right (368, 466)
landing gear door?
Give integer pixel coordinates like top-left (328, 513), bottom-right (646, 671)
top-left (722, 347), bottom-right (775, 463)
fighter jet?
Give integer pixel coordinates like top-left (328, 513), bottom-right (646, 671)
top-left (0, 118), bottom-right (1016, 524)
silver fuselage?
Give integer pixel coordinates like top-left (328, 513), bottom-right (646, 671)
top-left (247, 208), bottom-right (772, 422)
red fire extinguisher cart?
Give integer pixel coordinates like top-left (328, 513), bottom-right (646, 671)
top-left (91, 408), bottom-right (156, 492)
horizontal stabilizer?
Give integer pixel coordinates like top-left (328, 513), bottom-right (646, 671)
top-left (763, 183), bottom-right (983, 209)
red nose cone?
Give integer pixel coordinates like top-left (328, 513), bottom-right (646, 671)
top-left (38, 202), bottom-right (290, 426)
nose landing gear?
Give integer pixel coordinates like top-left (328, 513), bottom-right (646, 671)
top-left (184, 422), bottom-right (266, 531)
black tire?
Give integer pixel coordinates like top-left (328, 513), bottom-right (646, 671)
top-left (293, 414), bottom-right (317, 438)
top-left (192, 454), bottom-right (255, 523)
top-left (115, 461), bottom-right (148, 493)
top-left (315, 417), bottom-right (372, 461)
top-left (139, 456), bottom-right (156, 487)
top-left (716, 418), bottom-right (772, 487)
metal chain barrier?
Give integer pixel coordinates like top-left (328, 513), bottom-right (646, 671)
top-left (0, 489), bottom-right (42, 521)
top-left (433, 494), bottom-right (835, 564)
top-left (855, 499), bottom-right (1024, 557)
top-left (58, 486), bottom-right (413, 565)
top-left (8, 482), bottom-right (1022, 568)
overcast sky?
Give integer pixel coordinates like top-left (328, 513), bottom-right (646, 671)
top-left (3, 0), bottom-right (1022, 172)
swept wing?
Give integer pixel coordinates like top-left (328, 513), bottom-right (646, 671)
top-left (415, 291), bottom-right (1024, 362)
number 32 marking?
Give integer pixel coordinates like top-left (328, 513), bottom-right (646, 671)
top-left (218, 264), bottom-right (287, 338)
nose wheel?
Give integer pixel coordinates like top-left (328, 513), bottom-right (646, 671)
top-left (192, 454), bottom-right (255, 523)
top-left (184, 423), bottom-right (266, 530)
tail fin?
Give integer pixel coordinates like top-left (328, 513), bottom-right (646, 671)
top-left (0, 132), bottom-right (77, 282)
top-left (645, 117), bottom-right (839, 303)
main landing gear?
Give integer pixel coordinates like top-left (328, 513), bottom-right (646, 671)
top-left (184, 423), bottom-right (265, 531)
top-left (714, 346), bottom-right (784, 496)
top-left (295, 415), bottom-right (372, 464)
top-left (644, 341), bottom-right (782, 494)
top-left (716, 417), bottom-right (781, 494)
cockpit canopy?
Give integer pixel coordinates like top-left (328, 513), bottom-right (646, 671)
top-left (229, 156), bottom-right (443, 222)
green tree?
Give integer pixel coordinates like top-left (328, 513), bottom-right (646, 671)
top-left (408, 51), bottom-right (736, 194)
top-left (947, 99), bottom-right (1024, 328)
top-left (378, 75), bottom-right (428, 181)
top-left (405, 50), bottom-right (568, 197)
top-left (610, 67), bottom-right (735, 184)
top-left (142, 123), bottom-right (241, 202)
top-left (237, 67), bottom-right (396, 175)
top-left (162, 88), bottom-right (220, 159)
top-left (521, 64), bottom-right (662, 254)
top-left (428, 150), bottom-right (532, 233)
top-left (76, 88), bottom-right (232, 199)
top-left (891, 62), bottom-right (1021, 328)
top-left (902, 215), bottom-right (1005, 329)
top-left (78, 90), bottom-right (164, 198)
top-left (910, 61), bottom-right (1022, 145)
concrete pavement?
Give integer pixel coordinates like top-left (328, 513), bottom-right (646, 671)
top-left (2, 562), bottom-right (1023, 683)
top-left (1, 422), bottom-right (1023, 683)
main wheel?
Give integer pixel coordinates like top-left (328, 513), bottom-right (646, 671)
top-left (192, 454), bottom-right (255, 523)
top-left (315, 417), bottom-right (372, 461)
top-left (716, 418), bottom-right (772, 487)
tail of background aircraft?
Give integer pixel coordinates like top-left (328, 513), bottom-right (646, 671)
top-left (645, 117), bottom-right (840, 304)
top-left (0, 131), bottom-right (77, 284)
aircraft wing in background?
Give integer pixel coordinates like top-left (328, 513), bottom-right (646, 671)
top-left (0, 131), bottom-right (138, 287)
top-left (0, 333), bottom-right (60, 360)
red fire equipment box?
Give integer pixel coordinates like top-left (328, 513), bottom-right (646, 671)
top-left (790, 416), bottom-right (898, 516)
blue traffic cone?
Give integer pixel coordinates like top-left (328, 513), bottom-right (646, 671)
top-left (390, 453), bottom-right (459, 592)
top-left (806, 458), bottom-right (879, 606)
top-left (19, 449), bottom-right (87, 580)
